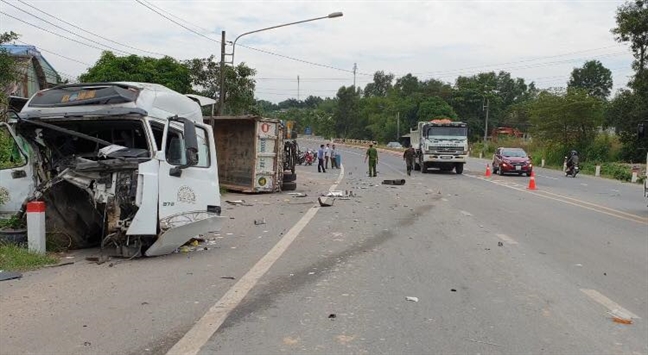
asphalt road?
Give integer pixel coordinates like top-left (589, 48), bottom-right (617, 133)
top-left (1, 140), bottom-right (646, 355)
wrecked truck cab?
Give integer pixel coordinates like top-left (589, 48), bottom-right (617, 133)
top-left (0, 82), bottom-right (224, 257)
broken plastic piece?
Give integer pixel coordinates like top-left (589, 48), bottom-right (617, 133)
top-left (328, 314), bottom-right (337, 319)
top-left (382, 179), bottom-right (406, 185)
top-left (254, 219), bottom-right (266, 225)
top-left (318, 197), bottom-right (335, 207)
top-left (406, 296), bottom-right (419, 302)
top-left (225, 200), bottom-right (253, 206)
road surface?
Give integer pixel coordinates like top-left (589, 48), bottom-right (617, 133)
top-left (1, 140), bottom-right (646, 355)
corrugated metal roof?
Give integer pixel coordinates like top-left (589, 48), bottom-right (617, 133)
top-left (0, 44), bottom-right (59, 83)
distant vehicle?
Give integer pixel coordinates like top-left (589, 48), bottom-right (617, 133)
top-left (492, 147), bottom-right (533, 176)
top-left (386, 142), bottom-right (402, 148)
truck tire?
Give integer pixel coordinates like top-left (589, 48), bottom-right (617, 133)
top-left (283, 172), bottom-right (297, 182)
top-left (421, 162), bottom-right (428, 173)
top-left (455, 163), bottom-right (464, 174)
top-left (282, 181), bottom-right (297, 191)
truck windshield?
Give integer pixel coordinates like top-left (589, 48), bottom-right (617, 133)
top-left (426, 126), bottom-right (467, 137)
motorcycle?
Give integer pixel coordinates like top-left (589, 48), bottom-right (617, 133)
top-left (304, 150), bottom-right (315, 165)
top-left (565, 164), bottom-right (579, 177)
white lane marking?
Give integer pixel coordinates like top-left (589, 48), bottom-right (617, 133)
top-left (460, 210), bottom-right (472, 216)
top-left (166, 165), bottom-right (346, 355)
top-left (496, 233), bottom-right (518, 245)
top-left (580, 289), bottom-right (640, 319)
top-left (538, 175), bottom-right (559, 180)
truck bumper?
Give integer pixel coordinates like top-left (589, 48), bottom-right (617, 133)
top-left (424, 154), bottom-right (467, 163)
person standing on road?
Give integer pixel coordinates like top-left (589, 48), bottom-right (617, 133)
top-left (331, 144), bottom-right (338, 169)
top-left (324, 143), bottom-right (331, 169)
top-left (317, 144), bottom-right (326, 173)
top-left (403, 146), bottom-right (416, 176)
top-left (364, 143), bottom-right (378, 177)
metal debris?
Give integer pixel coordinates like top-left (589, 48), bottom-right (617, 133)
top-left (254, 219), bottom-right (266, 225)
top-left (405, 296), bottom-right (419, 302)
top-left (0, 271), bottom-right (22, 282)
top-left (318, 197), bottom-right (335, 207)
top-left (225, 200), bottom-right (253, 206)
top-left (382, 179), bottom-right (406, 185)
top-left (221, 276), bottom-right (236, 280)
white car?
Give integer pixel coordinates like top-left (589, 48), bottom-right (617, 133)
top-left (386, 142), bottom-right (403, 148)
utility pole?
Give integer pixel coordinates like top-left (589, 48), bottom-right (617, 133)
top-left (297, 75), bottom-right (300, 101)
top-left (483, 97), bottom-right (490, 143)
top-left (353, 63), bottom-right (357, 88)
top-left (217, 30), bottom-right (226, 117)
top-left (396, 112), bottom-right (400, 141)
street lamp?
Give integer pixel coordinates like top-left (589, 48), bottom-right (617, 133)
top-left (217, 12), bottom-right (343, 115)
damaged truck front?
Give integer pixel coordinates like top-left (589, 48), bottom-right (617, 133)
top-left (0, 82), bottom-right (225, 257)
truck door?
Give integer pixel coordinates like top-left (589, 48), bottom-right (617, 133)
top-left (0, 123), bottom-right (34, 216)
top-left (157, 118), bottom-right (220, 227)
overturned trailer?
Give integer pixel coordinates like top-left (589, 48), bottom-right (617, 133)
top-left (205, 115), bottom-right (298, 193)
top-left (0, 82), bottom-right (225, 257)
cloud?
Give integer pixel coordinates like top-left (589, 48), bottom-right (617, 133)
top-left (0, 0), bottom-right (635, 102)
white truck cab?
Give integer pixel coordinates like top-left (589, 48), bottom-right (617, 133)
top-left (411, 119), bottom-right (468, 174)
top-left (0, 82), bottom-right (224, 257)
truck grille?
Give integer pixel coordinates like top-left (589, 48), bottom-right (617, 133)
top-left (433, 146), bottom-right (462, 153)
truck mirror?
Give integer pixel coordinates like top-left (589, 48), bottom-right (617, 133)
top-left (638, 123), bottom-right (646, 139)
top-left (183, 119), bottom-right (199, 166)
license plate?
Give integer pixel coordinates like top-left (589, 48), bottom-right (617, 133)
top-left (515, 165), bottom-right (521, 171)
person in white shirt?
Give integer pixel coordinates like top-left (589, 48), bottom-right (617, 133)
top-left (324, 143), bottom-right (331, 169)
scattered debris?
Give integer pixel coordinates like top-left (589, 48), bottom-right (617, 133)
top-left (604, 272), bottom-right (607, 276)
top-left (288, 193), bottom-right (308, 197)
top-left (221, 276), bottom-right (236, 280)
top-left (497, 242), bottom-right (504, 247)
top-left (45, 261), bottom-right (74, 268)
top-left (451, 289), bottom-right (457, 292)
top-left (406, 296), bottom-right (419, 302)
top-left (225, 200), bottom-right (253, 206)
top-left (0, 271), bottom-right (22, 282)
top-left (308, 272), bottom-right (316, 275)
top-left (382, 179), bottom-right (406, 185)
top-left (324, 190), bottom-right (345, 197)
top-left (328, 313), bottom-right (337, 319)
top-left (609, 309), bottom-right (634, 324)
top-left (465, 338), bottom-right (500, 347)
top-left (318, 197), bottom-right (335, 207)
top-left (254, 219), bottom-right (266, 225)
top-left (141, 302), bottom-right (149, 305)
top-left (84, 342), bottom-right (91, 347)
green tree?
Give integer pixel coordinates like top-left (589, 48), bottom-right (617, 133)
top-left (529, 88), bottom-right (604, 154)
top-left (364, 71), bottom-right (394, 98)
top-left (612, 0), bottom-right (648, 83)
top-left (80, 51), bottom-right (192, 93)
top-left (0, 31), bottom-right (20, 118)
top-left (568, 60), bottom-right (613, 100)
top-left (606, 89), bottom-right (648, 161)
top-left (334, 86), bottom-right (363, 138)
top-left (417, 96), bottom-right (458, 120)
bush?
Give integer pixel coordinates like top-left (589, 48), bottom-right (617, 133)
top-left (585, 133), bottom-right (621, 162)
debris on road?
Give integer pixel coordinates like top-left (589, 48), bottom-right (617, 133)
top-left (225, 200), bottom-right (253, 206)
top-left (0, 271), bottom-right (22, 282)
top-left (324, 190), bottom-right (345, 197)
top-left (318, 197), bottom-right (335, 207)
top-left (288, 193), bottom-right (308, 197)
top-left (45, 261), bottom-right (75, 268)
top-left (451, 289), bottom-right (457, 292)
top-left (406, 296), bottom-right (419, 302)
top-left (328, 314), bottom-right (337, 319)
top-left (382, 179), bottom-right (406, 185)
top-left (254, 219), bottom-right (266, 225)
top-left (221, 276), bottom-right (236, 280)
top-left (609, 309), bottom-right (634, 324)
top-left (497, 242), bottom-right (504, 247)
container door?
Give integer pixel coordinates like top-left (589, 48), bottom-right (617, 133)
top-left (254, 121), bottom-right (279, 191)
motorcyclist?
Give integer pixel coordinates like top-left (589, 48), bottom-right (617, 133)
top-left (566, 150), bottom-right (579, 173)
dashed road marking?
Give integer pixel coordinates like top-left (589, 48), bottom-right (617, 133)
top-left (166, 166), bottom-right (346, 355)
top-left (496, 233), bottom-right (518, 245)
top-left (580, 288), bottom-right (640, 319)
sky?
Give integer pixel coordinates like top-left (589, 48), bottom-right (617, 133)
top-left (0, 0), bottom-right (637, 103)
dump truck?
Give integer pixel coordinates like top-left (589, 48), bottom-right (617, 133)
top-left (0, 82), bottom-right (225, 257)
top-left (410, 119), bottom-right (469, 174)
top-left (205, 115), bottom-right (297, 193)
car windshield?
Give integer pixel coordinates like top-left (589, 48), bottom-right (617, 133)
top-left (502, 149), bottom-right (527, 158)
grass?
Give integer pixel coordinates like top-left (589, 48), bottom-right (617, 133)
top-left (0, 243), bottom-right (59, 271)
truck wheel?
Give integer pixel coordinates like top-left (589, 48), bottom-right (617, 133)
top-left (414, 163), bottom-right (421, 171)
top-left (283, 172), bottom-right (296, 182)
top-left (421, 163), bottom-right (428, 173)
top-left (455, 164), bottom-right (464, 174)
top-left (282, 181), bottom-right (297, 191)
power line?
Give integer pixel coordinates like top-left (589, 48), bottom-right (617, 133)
top-left (138, 0), bottom-right (213, 34)
top-left (0, 12), bottom-right (115, 53)
top-left (134, 0), bottom-right (221, 44)
top-left (12, 0), bottom-right (167, 57)
top-left (0, 1), bottom-right (132, 55)
top-left (16, 39), bottom-right (92, 66)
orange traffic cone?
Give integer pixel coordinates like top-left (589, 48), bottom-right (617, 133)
top-left (485, 164), bottom-right (492, 177)
top-left (527, 171), bottom-right (537, 190)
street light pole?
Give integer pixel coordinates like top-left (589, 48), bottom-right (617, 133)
top-left (217, 12), bottom-right (342, 115)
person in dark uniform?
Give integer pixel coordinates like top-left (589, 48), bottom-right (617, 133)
top-left (317, 144), bottom-right (326, 173)
top-left (364, 144), bottom-right (378, 177)
top-left (403, 146), bottom-right (416, 176)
